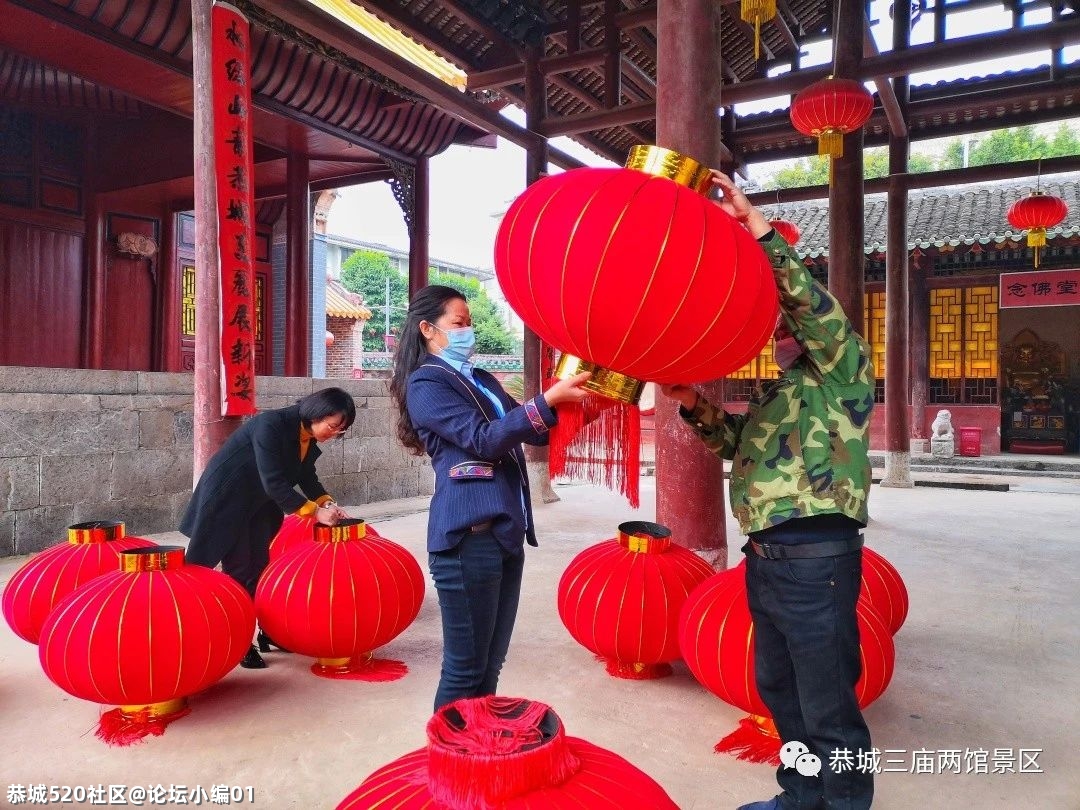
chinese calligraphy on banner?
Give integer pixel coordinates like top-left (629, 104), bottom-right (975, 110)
top-left (212, 2), bottom-right (257, 415)
top-left (999, 268), bottom-right (1080, 308)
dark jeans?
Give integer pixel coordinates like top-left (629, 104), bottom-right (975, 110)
top-left (429, 530), bottom-right (525, 712)
top-left (745, 547), bottom-right (873, 810)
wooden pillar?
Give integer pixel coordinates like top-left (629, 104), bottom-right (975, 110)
top-left (881, 0), bottom-right (913, 486)
top-left (655, 0), bottom-right (727, 564)
top-left (880, 137), bottom-right (913, 486)
top-left (83, 190), bottom-right (105, 369)
top-left (157, 211), bottom-right (181, 372)
top-left (909, 254), bottom-right (929, 450)
top-left (191, 0), bottom-right (238, 480)
top-left (409, 157), bottom-right (430, 297)
top-left (522, 44), bottom-right (559, 503)
top-left (285, 143), bottom-right (310, 376)
top-left (827, 0), bottom-right (866, 330)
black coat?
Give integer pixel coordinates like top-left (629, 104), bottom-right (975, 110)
top-left (180, 405), bottom-right (328, 569)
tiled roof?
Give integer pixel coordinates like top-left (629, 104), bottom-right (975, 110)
top-left (326, 278), bottom-right (372, 320)
top-left (764, 174), bottom-right (1080, 258)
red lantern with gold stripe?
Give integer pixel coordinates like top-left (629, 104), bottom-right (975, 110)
top-left (861, 546), bottom-right (909, 635)
top-left (769, 218), bottom-right (801, 247)
top-left (3, 521), bottom-right (157, 644)
top-left (335, 696), bottom-right (679, 809)
top-left (558, 521), bottom-right (715, 679)
top-left (495, 145), bottom-right (778, 389)
top-left (790, 77), bottom-right (875, 159)
top-left (495, 145), bottom-right (778, 507)
top-left (255, 518), bottom-right (424, 681)
top-left (679, 565), bottom-right (894, 763)
top-left (38, 546), bottom-right (255, 745)
top-left (1007, 191), bottom-right (1068, 268)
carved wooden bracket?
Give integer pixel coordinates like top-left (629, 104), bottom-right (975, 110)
top-left (116, 232), bottom-right (159, 258)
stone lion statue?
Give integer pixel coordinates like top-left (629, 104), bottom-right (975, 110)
top-left (931, 409), bottom-right (954, 439)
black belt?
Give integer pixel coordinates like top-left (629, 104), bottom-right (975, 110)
top-left (469, 521), bottom-right (493, 534)
top-left (746, 534), bottom-right (863, 560)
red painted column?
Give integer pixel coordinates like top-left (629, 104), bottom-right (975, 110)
top-left (191, 0), bottom-right (238, 480)
top-left (909, 254), bottom-right (929, 448)
top-left (408, 157), bottom-right (430, 297)
top-left (827, 0), bottom-right (866, 331)
top-left (655, 0), bottom-right (727, 564)
top-left (284, 142), bottom-right (310, 376)
top-left (521, 44), bottom-right (559, 503)
top-left (882, 0), bottom-right (913, 486)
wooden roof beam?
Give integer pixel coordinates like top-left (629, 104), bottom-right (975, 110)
top-left (354, 0), bottom-right (510, 68)
top-left (720, 16), bottom-right (1080, 105)
top-left (545, 2), bottom-right (657, 37)
top-left (258, 0), bottom-right (586, 169)
top-left (863, 17), bottom-right (906, 137)
top-left (468, 46), bottom-right (607, 90)
top-left (537, 99), bottom-right (655, 137)
top-left (746, 154), bottom-right (1080, 205)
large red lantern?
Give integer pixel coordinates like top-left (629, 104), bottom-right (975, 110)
top-left (1007, 191), bottom-right (1068, 268)
top-left (790, 77), bottom-right (874, 159)
top-left (335, 696), bottom-right (679, 809)
top-left (558, 521), bottom-right (715, 679)
top-left (494, 145), bottom-right (779, 390)
top-left (38, 546), bottom-right (255, 745)
top-left (861, 547), bottom-right (909, 635)
top-left (679, 565), bottom-right (894, 763)
top-left (769, 218), bottom-right (801, 246)
top-left (256, 519), bottom-right (424, 681)
top-left (3, 521), bottom-right (157, 644)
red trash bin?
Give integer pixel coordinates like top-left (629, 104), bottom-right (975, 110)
top-left (958, 426), bottom-right (982, 457)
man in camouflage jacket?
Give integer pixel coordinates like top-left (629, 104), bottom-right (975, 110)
top-left (662, 172), bottom-right (875, 810)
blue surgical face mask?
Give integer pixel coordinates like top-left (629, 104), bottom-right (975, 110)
top-left (435, 324), bottom-right (476, 363)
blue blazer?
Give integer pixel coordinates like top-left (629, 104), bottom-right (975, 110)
top-left (406, 353), bottom-right (556, 553)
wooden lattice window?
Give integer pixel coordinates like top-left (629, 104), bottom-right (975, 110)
top-left (929, 285), bottom-right (998, 404)
top-left (254, 273), bottom-right (264, 343)
top-left (725, 334), bottom-right (781, 401)
top-left (863, 291), bottom-right (886, 403)
top-left (182, 264), bottom-right (196, 337)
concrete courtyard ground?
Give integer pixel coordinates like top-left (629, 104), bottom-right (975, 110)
top-left (2, 474), bottom-right (1079, 809)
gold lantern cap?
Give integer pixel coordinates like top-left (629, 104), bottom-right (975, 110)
top-left (617, 520), bottom-right (673, 554)
top-left (625, 145), bottom-right (714, 195)
top-left (554, 354), bottom-right (645, 406)
top-left (68, 520), bottom-right (126, 544)
top-left (314, 518), bottom-right (367, 543)
top-left (121, 545), bottom-right (184, 573)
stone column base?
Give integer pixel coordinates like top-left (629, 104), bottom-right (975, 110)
top-left (526, 460), bottom-right (560, 504)
top-left (879, 451), bottom-right (914, 488)
top-left (909, 438), bottom-right (929, 455)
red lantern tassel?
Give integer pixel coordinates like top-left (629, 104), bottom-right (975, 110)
top-left (597, 654), bottom-right (673, 680)
top-left (311, 655), bottom-right (408, 682)
top-left (96, 701), bottom-right (191, 747)
top-left (714, 715), bottom-right (782, 765)
top-left (549, 394), bottom-right (641, 508)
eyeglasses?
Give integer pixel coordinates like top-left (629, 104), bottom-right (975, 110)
top-left (325, 419), bottom-right (348, 436)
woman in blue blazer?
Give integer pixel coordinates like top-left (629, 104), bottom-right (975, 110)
top-left (181, 387), bottom-right (354, 668)
top-left (390, 285), bottom-right (589, 710)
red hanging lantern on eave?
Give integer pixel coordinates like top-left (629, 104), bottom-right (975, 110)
top-left (335, 696), bottom-right (680, 809)
top-left (3, 521), bottom-right (157, 644)
top-left (38, 546), bottom-right (255, 745)
top-left (790, 77), bottom-right (874, 159)
top-left (256, 518), bottom-right (424, 681)
top-left (1007, 191), bottom-right (1068, 268)
top-left (769, 218), bottom-right (801, 246)
top-left (557, 521), bottom-right (715, 679)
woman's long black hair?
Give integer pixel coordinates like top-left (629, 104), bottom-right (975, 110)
top-left (389, 284), bottom-right (466, 455)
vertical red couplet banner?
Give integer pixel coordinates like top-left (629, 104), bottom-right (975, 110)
top-left (212, 2), bottom-right (257, 415)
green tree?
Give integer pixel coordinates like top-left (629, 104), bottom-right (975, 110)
top-left (766, 148), bottom-right (935, 188)
top-left (339, 249), bottom-right (409, 351)
top-left (936, 125), bottom-right (1080, 170)
top-left (429, 270), bottom-right (515, 355)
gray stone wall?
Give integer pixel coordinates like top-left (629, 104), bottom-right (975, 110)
top-left (0, 369), bottom-right (433, 558)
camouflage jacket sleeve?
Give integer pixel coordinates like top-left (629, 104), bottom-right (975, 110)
top-left (678, 397), bottom-right (747, 461)
top-left (760, 231), bottom-right (868, 385)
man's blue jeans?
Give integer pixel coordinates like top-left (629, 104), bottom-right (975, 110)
top-left (745, 548), bottom-right (874, 810)
top-left (429, 530), bottom-right (525, 712)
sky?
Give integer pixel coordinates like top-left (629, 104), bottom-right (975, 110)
top-left (325, 0), bottom-right (1079, 269)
